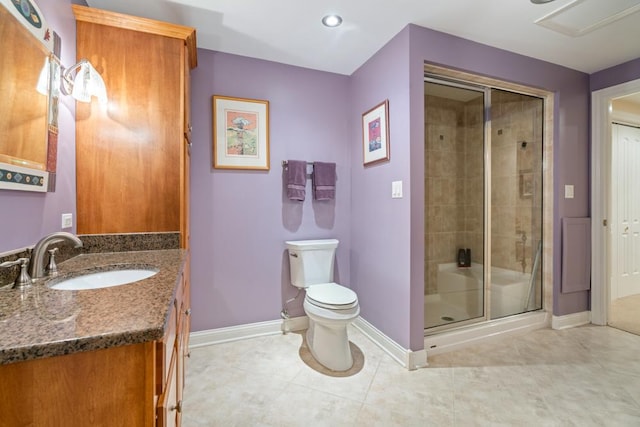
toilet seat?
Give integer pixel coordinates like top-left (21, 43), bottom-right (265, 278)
top-left (305, 283), bottom-right (358, 310)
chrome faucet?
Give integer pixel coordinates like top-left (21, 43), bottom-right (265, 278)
top-left (29, 232), bottom-right (83, 280)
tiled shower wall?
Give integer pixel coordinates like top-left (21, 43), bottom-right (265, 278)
top-left (491, 90), bottom-right (543, 274)
top-left (424, 91), bottom-right (543, 295)
top-left (424, 95), bottom-right (483, 295)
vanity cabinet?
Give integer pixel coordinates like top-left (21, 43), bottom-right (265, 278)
top-left (0, 257), bottom-right (191, 427)
top-left (73, 5), bottom-right (196, 249)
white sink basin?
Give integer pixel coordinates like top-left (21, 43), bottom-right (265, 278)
top-left (49, 268), bottom-right (159, 290)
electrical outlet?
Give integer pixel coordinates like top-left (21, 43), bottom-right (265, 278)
top-left (61, 213), bottom-right (73, 229)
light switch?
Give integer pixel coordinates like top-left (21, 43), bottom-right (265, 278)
top-left (392, 181), bottom-right (403, 198)
top-left (62, 213), bottom-right (73, 229)
top-left (564, 185), bottom-right (574, 199)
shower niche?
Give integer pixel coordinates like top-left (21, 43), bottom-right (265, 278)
top-left (424, 78), bottom-right (544, 332)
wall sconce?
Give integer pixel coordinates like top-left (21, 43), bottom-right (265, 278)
top-left (61, 59), bottom-right (108, 105)
top-left (37, 57), bottom-right (107, 105)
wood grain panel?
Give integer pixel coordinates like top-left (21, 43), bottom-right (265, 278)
top-left (76, 21), bottom-right (183, 234)
top-left (0, 343), bottom-right (156, 427)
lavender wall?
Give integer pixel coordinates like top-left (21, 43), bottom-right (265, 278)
top-left (189, 51), bottom-right (351, 331)
top-left (349, 29), bottom-right (415, 350)
top-left (590, 57), bottom-right (640, 92)
top-left (348, 24), bottom-right (592, 351)
top-left (0, 0), bottom-right (78, 253)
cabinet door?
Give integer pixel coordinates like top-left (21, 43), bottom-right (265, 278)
top-left (76, 22), bottom-right (183, 234)
top-left (156, 302), bottom-right (177, 395)
top-left (157, 353), bottom-right (179, 427)
top-left (176, 261), bottom-right (190, 396)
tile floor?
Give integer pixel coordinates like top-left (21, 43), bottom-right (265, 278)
top-left (183, 324), bottom-right (640, 426)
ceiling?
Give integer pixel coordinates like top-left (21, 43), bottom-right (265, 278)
top-left (85, 0), bottom-right (640, 76)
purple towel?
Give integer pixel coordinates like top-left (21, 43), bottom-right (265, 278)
top-left (312, 162), bottom-right (336, 201)
top-left (286, 160), bottom-right (307, 201)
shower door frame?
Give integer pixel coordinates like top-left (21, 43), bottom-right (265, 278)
top-left (423, 77), bottom-right (492, 332)
top-left (423, 65), bottom-right (554, 335)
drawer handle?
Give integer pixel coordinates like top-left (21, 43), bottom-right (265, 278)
top-left (170, 400), bottom-right (182, 413)
top-left (185, 308), bottom-right (191, 316)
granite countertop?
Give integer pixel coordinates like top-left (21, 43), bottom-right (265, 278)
top-left (0, 249), bottom-right (187, 365)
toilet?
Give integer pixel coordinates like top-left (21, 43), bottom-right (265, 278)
top-left (285, 239), bottom-right (360, 371)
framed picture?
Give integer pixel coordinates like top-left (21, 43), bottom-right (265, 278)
top-left (362, 99), bottom-right (390, 166)
top-left (212, 95), bottom-right (270, 170)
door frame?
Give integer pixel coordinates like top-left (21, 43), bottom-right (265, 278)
top-left (423, 64), bottom-right (554, 330)
top-left (591, 78), bottom-right (640, 325)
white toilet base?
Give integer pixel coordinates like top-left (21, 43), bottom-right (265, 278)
top-left (304, 299), bottom-right (360, 371)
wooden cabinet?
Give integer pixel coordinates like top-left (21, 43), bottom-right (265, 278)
top-left (73, 5), bottom-right (196, 249)
top-left (0, 258), bottom-right (191, 427)
top-left (0, 342), bottom-right (157, 427)
top-left (157, 258), bottom-right (191, 426)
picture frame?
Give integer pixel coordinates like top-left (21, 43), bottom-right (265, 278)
top-left (212, 95), bottom-right (270, 170)
top-left (362, 99), bottom-right (390, 166)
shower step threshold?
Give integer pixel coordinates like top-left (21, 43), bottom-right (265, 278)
top-left (424, 311), bottom-right (549, 357)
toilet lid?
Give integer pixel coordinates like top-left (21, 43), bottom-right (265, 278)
top-left (306, 283), bottom-right (358, 308)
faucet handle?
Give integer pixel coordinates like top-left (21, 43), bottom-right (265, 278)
top-left (47, 248), bottom-right (59, 276)
top-left (0, 258), bottom-right (32, 288)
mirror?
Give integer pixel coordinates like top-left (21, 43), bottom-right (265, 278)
top-left (0, 0), bottom-right (60, 192)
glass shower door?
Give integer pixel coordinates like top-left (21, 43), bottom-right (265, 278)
top-left (489, 89), bottom-right (544, 319)
top-left (424, 81), bottom-right (486, 330)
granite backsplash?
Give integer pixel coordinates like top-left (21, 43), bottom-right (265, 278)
top-left (0, 232), bottom-right (180, 288)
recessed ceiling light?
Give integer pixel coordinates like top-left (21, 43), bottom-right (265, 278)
top-left (531, 0), bottom-right (556, 3)
top-left (322, 14), bottom-right (343, 27)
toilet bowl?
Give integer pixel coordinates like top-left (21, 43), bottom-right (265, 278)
top-left (304, 283), bottom-right (360, 371)
top-left (285, 240), bottom-right (360, 371)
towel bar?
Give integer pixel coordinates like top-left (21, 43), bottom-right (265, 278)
top-left (282, 160), bottom-right (314, 167)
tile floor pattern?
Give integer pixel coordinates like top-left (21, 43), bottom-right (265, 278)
top-left (183, 325), bottom-right (640, 426)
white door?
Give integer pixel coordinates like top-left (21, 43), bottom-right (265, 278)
top-left (611, 123), bottom-right (640, 300)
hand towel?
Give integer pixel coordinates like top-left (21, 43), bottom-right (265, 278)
top-left (312, 162), bottom-right (336, 201)
top-left (286, 160), bottom-right (307, 201)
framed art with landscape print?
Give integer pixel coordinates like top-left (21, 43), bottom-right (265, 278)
top-left (212, 95), bottom-right (270, 170)
top-left (362, 99), bottom-right (390, 166)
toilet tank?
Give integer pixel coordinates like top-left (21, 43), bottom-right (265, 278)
top-left (285, 239), bottom-right (339, 288)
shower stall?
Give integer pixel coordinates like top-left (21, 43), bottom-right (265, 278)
top-left (424, 77), bottom-right (544, 332)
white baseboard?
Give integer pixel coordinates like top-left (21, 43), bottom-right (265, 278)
top-left (188, 316), bottom-right (428, 371)
top-left (551, 311), bottom-right (591, 330)
top-left (424, 311), bottom-right (550, 356)
top-left (189, 316), bottom-right (309, 349)
top-left (352, 317), bottom-right (427, 370)
top-left (189, 319), bottom-right (281, 348)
